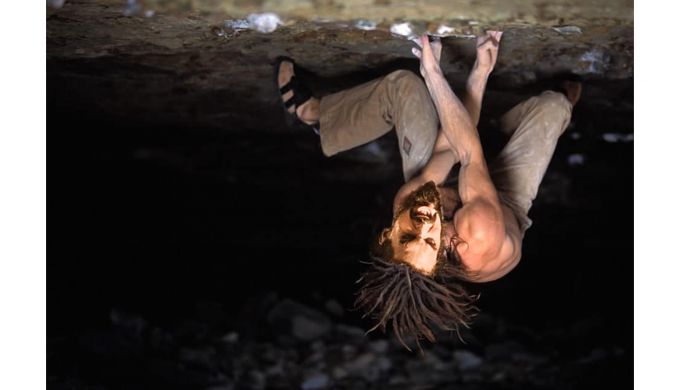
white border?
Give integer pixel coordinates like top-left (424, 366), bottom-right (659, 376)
top-left (0, 2), bottom-right (46, 390)
top-left (634, 2), bottom-right (680, 389)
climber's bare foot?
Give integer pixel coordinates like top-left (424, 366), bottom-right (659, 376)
top-left (277, 60), bottom-right (320, 125)
top-left (562, 80), bottom-right (582, 107)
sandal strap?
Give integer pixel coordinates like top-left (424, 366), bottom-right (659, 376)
top-left (284, 95), bottom-right (296, 109)
top-left (281, 76), bottom-right (312, 109)
top-left (279, 81), bottom-right (293, 95)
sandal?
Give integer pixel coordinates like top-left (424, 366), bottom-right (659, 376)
top-left (274, 56), bottom-right (320, 135)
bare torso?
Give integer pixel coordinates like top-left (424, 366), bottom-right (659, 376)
top-left (438, 185), bottom-right (522, 282)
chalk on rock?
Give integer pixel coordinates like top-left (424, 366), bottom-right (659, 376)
top-left (435, 25), bottom-right (456, 36)
top-left (224, 19), bottom-right (251, 31)
top-left (390, 22), bottom-right (416, 41)
top-left (123, 0), bottom-right (142, 16)
top-left (553, 25), bottom-right (583, 34)
top-left (247, 13), bottom-right (282, 33)
top-left (355, 20), bottom-right (377, 31)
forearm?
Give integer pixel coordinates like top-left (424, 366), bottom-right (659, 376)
top-left (421, 67), bottom-right (481, 166)
top-left (421, 67), bottom-right (500, 207)
top-left (462, 67), bottom-right (491, 127)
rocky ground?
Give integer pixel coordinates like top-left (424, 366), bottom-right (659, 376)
top-left (48, 296), bottom-right (628, 390)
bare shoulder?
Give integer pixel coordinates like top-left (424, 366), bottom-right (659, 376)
top-left (455, 203), bottom-right (523, 283)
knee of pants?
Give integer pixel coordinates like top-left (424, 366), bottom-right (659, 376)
top-left (385, 70), bottom-right (434, 124)
top-left (386, 69), bottom-right (427, 95)
top-left (535, 90), bottom-right (572, 118)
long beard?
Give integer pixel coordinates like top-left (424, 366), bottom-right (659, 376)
top-left (395, 181), bottom-right (443, 224)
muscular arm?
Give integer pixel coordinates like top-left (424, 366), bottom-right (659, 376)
top-left (416, 35), bottom-right (508, 268)
top-left (392, 72), bottom-right (489, 211)
top-left (462, 69), bottom-right (490, 128)
top-left (414, 68), bottom-right (491, 182)
top-left (461, 32), bottom-right (502, 127)
top-left (405, 32), bottom-right (500, 187)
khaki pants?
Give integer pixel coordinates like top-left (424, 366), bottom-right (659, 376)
top-left (318, 70), bottom-right (572, 234)
top-left (319, 70), bottom-right (438, 182)
top-left (490, 90), bottom-right (572, 233)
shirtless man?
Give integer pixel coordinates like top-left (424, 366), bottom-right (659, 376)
top-left (276, 32), bottom-right (581, 350)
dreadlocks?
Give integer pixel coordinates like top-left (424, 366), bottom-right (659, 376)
top-left (355, 252), bottom-right (479, 353)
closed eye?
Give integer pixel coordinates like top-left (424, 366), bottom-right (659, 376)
top-left (400, 235), bottom-right (437, 251)
top-left (399, 234), bottom-right (417, 244)
top-left (424, 238), bottom-right (438, 250)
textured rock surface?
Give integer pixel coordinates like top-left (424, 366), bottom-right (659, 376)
top-left (48, 0), bottom-right (632, 132)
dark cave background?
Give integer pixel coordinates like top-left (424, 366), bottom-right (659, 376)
top-left (47, 2), bottom-right (632, 389)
